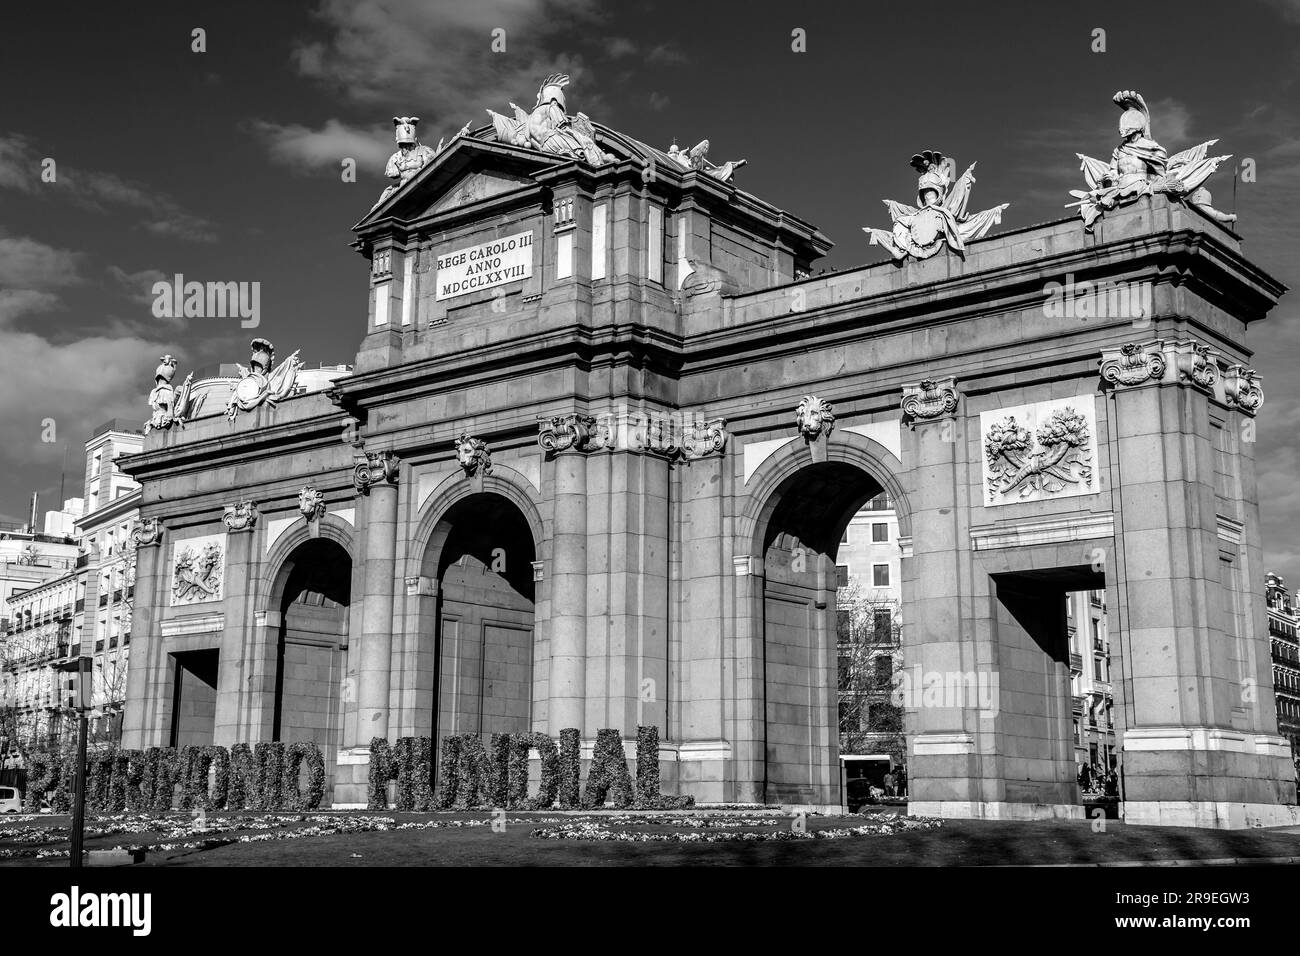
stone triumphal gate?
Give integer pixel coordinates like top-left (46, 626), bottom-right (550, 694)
top-left (122, 81), bottom-right (1296, 827)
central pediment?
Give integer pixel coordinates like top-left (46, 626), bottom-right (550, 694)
top-left (354, 135), bottom-right (566, 229)
top-left (429, 169), bottom-right (536, 215)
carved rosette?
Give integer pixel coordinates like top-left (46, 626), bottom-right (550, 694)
top-left (221, 500), bottom-right (259, 532)
top-left (353, 450), bottom-right (401, 494)
top-left (680, 418), bottom-right (728, 461)
top-left (298, 486), bottom-right (327, 521)
top-left (129, 517), bottom-right (162, 548)
top-left (537, 414), bottom-right (596, 453)
top-left (1099, 341), bottom-right (1167, 388)
top-left (901, 377), bottom-right (960, 428)
top-left (1223, 365), bottom-right (1264, 415)
top-left (454, 433), bottom-right (493, 477)
top-left (795, 396), bottom-right (835, 440)
top-left (1175, 342), bottom-right (1219, 392)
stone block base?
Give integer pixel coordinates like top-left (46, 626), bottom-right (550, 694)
top-left (909, 801), bottom-right (1085, 821)
top-left (1121, 801), bottom-right (1300, 829)
top-left (330, 747), bottom-right (371, 807)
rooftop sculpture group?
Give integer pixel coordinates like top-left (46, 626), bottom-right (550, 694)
top-left (864, 150), bottom-right (1009, 261)
top-left (1070, 90), bottom-right (1236, 230)
top-left (367, 80), bottom-right (1240, 254)
top-left (488, 73), bottom-right (612, 166)
top-left (226, 338), bottom-right (302, 420)
top-left (664, 138), bottom-right (747, 183)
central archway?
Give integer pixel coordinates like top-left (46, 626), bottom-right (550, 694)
top-left (756, 460), bottom-right (885, 805)
top-left (422, 492), bottom-right (538, 755)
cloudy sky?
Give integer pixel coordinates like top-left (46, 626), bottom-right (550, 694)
top-left (2, 0), bottom-right (1299, 575)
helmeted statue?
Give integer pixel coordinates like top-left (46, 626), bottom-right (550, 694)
top-left (1070, 90), bottom-right (1236, 230)
top-left (864, 150), bottom-right (1009, 261)
top-left (145, 355), bottom-right (195, 434)
top-left (375, 116), bottom-right (437, 206)
top-left (226, 337), bottom-right (302, 421)
top-left (488, 74), bottom-right (612, 166)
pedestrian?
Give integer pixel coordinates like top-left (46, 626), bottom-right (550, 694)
top-left (883, 770), bottom-right (895, 797)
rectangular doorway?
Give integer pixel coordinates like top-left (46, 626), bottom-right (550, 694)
top-left (170, 648), bottom-right (219, 748)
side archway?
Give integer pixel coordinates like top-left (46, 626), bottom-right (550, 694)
top-left (262, 516), bottom-right (356, 757)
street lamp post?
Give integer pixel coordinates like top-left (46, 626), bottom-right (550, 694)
top-left (66, 655), bottom-right (91, 869)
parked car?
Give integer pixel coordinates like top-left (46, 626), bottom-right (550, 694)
top-left (0, 785), bottom-right (21, 813)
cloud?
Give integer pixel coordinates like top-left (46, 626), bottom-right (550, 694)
top-left (1147, 97), bottom-right (1192, 145)
top-left (0, 290), bottom-right (60, 327)
top-left (251, 118), bottom-right (393, 174)
top-left (106, 265), bottom-right (169, 305)
top-left (0, 134), bottom-right (218, 242)
top-left (291, 0), bottom-right (608, 120)
top-left (0, 233), bottom-right (83, 291)
top-left (0, 326), bottom-right (175, 487)
top-left (646, 43), bottom-right (687, 66)
top-left (648, 91), bottom-right (670, 112)
top-left (1259, 0), bottom-right (1300, 23)
top-left (604, 36), bottom-right (636, 59)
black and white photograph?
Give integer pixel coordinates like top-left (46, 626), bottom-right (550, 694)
top-left (1, 0), bottom-right (1298, 937)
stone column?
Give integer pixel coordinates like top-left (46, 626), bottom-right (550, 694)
top-left (540, 415), bottom-right (590, 734)
top-left (1102, 341), bottom-right (1294, 827)
top-left (898, 379), bottom-right (982, 812)
top-left (353, 451), bottom-right (401, 743)
top-left (121, 519), bottom-right (163, 749)
top-left (675, 419), bottom-right (733, 802)
top-left (215, 502), bottom-right (259, 746)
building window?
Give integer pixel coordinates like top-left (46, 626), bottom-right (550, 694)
top-left (836, 609), bottom-right (852, 642)
top-left (1094, 657), bottom-right (1104, 680)
top-left (835, 565), bottom-right (849, 588)
top-left (873, 564), bottom-right (890, 587)
top-left (874, 654), bottom-right (892, 683)
top-left (873, 609), bottom-right (892, 642)
top-left (872, 523), bottom-right (888, 542)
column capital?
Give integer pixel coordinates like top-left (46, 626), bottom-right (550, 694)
top-left (221, 500), bottom-right (259, 533)
top-left (1223, 364), bottom-right (1264, 415)
top-left (901, 376), bottom-right (960, 429)
top-left (537, 413), bottom-right (597, 453)
top-left (404, 575), bottom-right (436, 596)
top-left (353, 450), bottom-right (400, 495)
top-left (1099, 340), bottom-right (1167, 388)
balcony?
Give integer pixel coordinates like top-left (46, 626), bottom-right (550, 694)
top-left (1069, 652), bottom-right (1083, 674)
top-left (1072, 695), bottom-right (1085, 715)
top-left (1093, 636), bottom-right (1105, 654)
